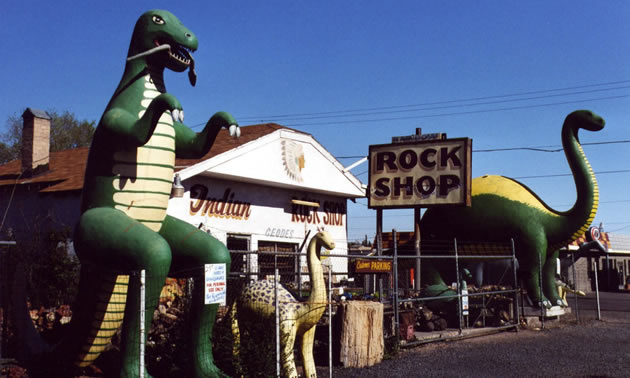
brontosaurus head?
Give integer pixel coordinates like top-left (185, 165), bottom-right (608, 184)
top-left (566, 110), bottom-right (605, 132)
top-left (314, 231), bottom-right (336, 259)
top-left (127, 10), bottom-right (198, 85)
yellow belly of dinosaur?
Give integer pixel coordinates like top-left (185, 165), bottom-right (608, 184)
top-left (112, 113), bottom-right (175, 232)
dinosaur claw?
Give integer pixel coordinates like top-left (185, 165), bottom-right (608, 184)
top-left (179, 110), bottom-right (184, 122)
top-left (228, 124), bottom-right (240, 138)
top-left (171, 109), bottom-right (180, 123)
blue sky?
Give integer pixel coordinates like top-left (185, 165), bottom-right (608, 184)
top-left (2, 1), bottom-right (629, 241)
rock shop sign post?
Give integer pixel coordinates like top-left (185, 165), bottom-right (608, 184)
top-left (367, 130), bottom-right (472, 293)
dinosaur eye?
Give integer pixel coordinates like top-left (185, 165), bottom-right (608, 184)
top-left (152, 15), bottom-right (165, 25)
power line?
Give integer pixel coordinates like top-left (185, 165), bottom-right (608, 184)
top-left (338, 139), bottom-right (630, 162)
top-left (352, 168), bottom-right (630, 181)
top-left (347, 199), bottom-right (630, 220)
top-left (238, 83), bottom-right (630, 122)
top-left (513, 169), bottom-right (630, 180)
top-left (475, 140), bottom-right (630, 153)
top-left (236, 79), bottom-right (630, 121)
top-left (189, 80), bottom-right (630, 130)
top-left (281, 93), bottom-right (630, 128)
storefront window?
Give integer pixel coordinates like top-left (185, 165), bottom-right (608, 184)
top-left (227, 234), bottom-right (250, 274)
top-left (257, 241), bottom-right (299, 284)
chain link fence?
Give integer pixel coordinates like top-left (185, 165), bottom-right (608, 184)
top-left (1, 233), bottom-right (525, 377)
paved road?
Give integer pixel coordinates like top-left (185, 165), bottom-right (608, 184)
top-left (326, 292), bottom-right (630, 377)
top-left (569, 290), bottom-right (630, 320)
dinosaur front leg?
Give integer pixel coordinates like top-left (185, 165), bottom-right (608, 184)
top-left (74, 208), bottom-right (172, 378)
top-left (160, 216), bottom-right (231, 378)
top-left (174, 111), bottom-right (238, 159)
top-left (300, 326), bottom-right (317, 378)
top-left (279, 320), bottom-right (299, 378)
top-left (543, 249), bottom-right (565, 307)
top-left (102, 93), bottom-right (183, 146)
top-left (518, 235), bottom-right (552, 309)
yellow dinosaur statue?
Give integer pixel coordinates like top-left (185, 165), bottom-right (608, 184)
top-left (233, 231), bottom-right (335, 378)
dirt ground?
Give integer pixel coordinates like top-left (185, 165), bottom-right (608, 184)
top-left (323, 292), bottom-right (630, 377)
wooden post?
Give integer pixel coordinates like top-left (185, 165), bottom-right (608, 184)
top-left (414, 208), bottom-right (421, 290)
top-left (376, 209), bottom-right (383, 300)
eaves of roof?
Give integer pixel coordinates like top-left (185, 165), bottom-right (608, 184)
top-left (0, 123), bottom-right (301, 194)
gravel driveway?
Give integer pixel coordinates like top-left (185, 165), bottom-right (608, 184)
top-left (324, 292), bottom-right (630, 377)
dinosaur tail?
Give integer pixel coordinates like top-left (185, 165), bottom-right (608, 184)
top-left (71, 271), bottom-right (129, 368)
top-left (230, 300), bottom-right (241, 360)
top-left (11, 264), bottom-right (53, 364)
top-left (11, 264), bottom-right (129, 374)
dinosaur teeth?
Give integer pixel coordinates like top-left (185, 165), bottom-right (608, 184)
top-left (168, 44), bottom-right (194, 66)
top-left (168, 49), bottom-right (191, 65)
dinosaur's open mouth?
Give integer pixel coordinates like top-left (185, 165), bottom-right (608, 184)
top-left (154, 40), bottom-right (194, 66)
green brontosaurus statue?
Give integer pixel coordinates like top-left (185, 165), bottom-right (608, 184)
top-left (420, 110), bottom-right (604, 308)
top-left (23, 10), bottom-right (238, 377)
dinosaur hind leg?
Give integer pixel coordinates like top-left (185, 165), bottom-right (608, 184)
top-left (300, 326), bottom-right (317, 378)
top-left (279, 320), bottom-right (299, 378)
top-left (543, 249), bottom-right (565, 307)
top-left (161, 215), bottom-right (231, 378)
top-left (74, 207), bottom-right (172, 378)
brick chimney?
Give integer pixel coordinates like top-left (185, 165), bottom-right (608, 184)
top-left (21, 108), bottom-right (51, 173)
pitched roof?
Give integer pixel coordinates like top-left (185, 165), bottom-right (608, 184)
top-left (23, 108), bottom-right (51, 120)
top-left (0, 123), bottom-right (297, 193)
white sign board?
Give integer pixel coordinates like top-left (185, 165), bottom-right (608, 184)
top-left (204, 263), bottom-right (227, 305)
top-left (368, 138), bottom-right (472, 208)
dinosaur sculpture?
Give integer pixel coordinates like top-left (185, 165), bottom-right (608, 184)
top-left (21, 10), bottom-right (239, 378)
top-left (234, 231), bottom-right (336, 378)
top-left (420, 110), bottom-right (604, 308)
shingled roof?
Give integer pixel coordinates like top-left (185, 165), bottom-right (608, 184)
top-left (0, 123), bottom-right (296, 193)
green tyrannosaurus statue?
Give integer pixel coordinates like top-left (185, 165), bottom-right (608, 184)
top-left (421, 110), bottom-right (604, 308)
top-left (40, 10), bottom-right (238, 377)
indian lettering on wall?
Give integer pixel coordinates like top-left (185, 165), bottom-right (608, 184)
top-left (189, 184), bottom-right (252, 220)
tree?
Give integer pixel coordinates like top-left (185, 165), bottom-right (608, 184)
top-left (0, 109), bottom-right (96, 164)
top-left (0, 141), bottom-right (15, 164)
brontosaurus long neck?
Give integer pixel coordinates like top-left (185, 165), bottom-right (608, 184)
top-left (306, 238), bottom-right (326, 305)
top-left (561, 120), bottom-right (598, 241)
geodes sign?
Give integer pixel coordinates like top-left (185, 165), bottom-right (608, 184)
top-left (368, 138), bottom-right (472, 208)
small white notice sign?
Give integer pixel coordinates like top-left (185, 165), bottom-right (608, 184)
top-left (204, 263), bottom-right (227, 305)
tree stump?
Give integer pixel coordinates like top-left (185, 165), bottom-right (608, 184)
top-left (339, 301), bottom-right (384, 368)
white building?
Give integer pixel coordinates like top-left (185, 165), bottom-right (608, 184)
top-left (0, 111), bottom-right (366, 283)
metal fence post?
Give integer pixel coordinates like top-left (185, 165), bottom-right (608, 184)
top-left (274, 254), bottom-right (280, 377)
top-left (328, 266), bottom-right (333, 378)
top-left (454, 238), bottom-right (462, 334)
top-left (538, 250), bottom-right (544, 329)
top-left (571, 252), bottom-right (579, 324)
top-left (511, 239), bottom-right (520, 331)
top-left (393, 229), bottom-right (399, 348)
top-left (139, 269), bottom-right (146, 378)
top-left (593, 260), bottom-right (601, 320)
